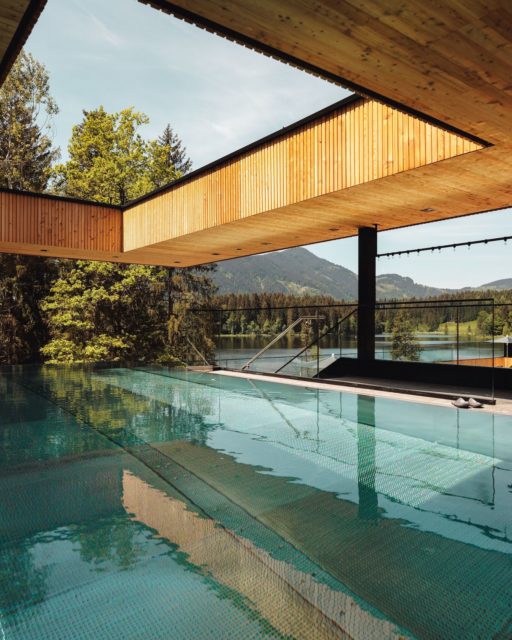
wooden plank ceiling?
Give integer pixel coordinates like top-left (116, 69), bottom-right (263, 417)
top-left (122, 96), bottom-right (487, 266)
top-left (1, 96), bottom-right (495, 265)
top-left (0, 1), bottom-right (46, 84)
top-left (141, 0), bottom-right (512, 146)
top-left (0, 0), bottom-right (511, 266)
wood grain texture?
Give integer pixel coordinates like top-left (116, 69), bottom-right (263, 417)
top-left (0, 1), bottom-right (30, 56)
top-left (123, 97), bottom-right (481, 260)
top-left (0, 0), bottom-right (46, 84)
top-left (122, 143), bottom-right (512, 267)
top-left (3, 91), bottom-right (511, 268)
top-left (142, 0), bottom-right (512, 145)
top-left (0, 191), bottom-right (122, 260)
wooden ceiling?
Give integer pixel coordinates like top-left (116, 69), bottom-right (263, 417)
top-left (0, 0), bottom-right (511, 266)
top-left (3, 96), bottom-right (501, 267)
top-left (0, 1), bottom-right (46, 84)
top-left (141, 0), bottom-right (512, 146)
top-left (122, 96), bottom-right (486, 266)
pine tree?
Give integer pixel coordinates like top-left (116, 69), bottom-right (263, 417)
top-left (0, 51), bottom-right (59, 191)
top-left (44, 107), bottom-right (214, 364)
top-left (390, 312), bottom-right (422, 361)
top-left (158, 124), bottom-right (192, 177)
top-left (0, 51), bottom-right (59, 364)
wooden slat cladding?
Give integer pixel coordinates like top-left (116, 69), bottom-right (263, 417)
top-left (0, 191), bottom-right (122, 258)
top-left (121, 143), bottom-right (512, 268)
top-left (124, 98), bottom-right (481, 252)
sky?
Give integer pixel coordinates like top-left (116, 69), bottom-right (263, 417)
top-left (24, 0), bottom-right (512, 289)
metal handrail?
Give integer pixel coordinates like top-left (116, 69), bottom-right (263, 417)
top-left (274, 307), bottom-right (358, 375)
top-left (241, 315), bottom-right (324, 370)
top-left (185, 336), bottom-right (211, 366)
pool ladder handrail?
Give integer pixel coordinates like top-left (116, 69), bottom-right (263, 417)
top-left (274, 307), bottom-right (358, 375)
top-left (241, 316), bottom-right (324, 371)
top-left (185, 336), bottom-right (211, 366)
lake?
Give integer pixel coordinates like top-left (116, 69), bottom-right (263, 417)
top-left (216, 333), bottom-right (498, 374)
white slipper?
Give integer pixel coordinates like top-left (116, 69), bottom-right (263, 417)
top-left (452, 397), bottom-right (470, 409)
top-left (468, 398), bottom-right (483, 408)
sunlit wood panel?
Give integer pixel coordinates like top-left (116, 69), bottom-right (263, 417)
top-left (142, 0), bottom-right (512, 145)
top-left (0, 190), bottom-right (122, 260)
top-left (124, 98), bottom-right (481, 256)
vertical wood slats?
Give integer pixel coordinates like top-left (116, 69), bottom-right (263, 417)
top-left (0, 192), bottom-right (122, 253)
top-left (124, 98), bottom-right (481, 252)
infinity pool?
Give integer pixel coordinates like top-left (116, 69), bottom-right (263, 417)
top-left (1, 366), bottom-right (511, 639)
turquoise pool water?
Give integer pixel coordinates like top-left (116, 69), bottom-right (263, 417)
top-left (1, 366), bottom-right (511, 639)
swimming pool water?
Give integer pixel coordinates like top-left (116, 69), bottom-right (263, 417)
top-left (1, 365), bottom-right (511, 639)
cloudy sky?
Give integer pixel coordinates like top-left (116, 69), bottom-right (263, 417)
top-left (25, 0), bottom-right (512, 288)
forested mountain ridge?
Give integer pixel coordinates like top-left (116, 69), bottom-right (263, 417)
top-left (213, 248), bottom-right (458, 299)
top-left (214, 248), bottom-right (359, 299)
top-left (213, 247), bottom-right (512, 298)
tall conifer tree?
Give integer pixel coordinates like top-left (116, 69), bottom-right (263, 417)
top-left (0, 52), bottom-right (59, 363)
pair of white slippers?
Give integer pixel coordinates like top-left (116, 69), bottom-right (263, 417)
top-left (452, 397), bottom-right (483, 409)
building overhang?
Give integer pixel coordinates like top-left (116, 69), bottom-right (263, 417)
top-left (0, 1), bottom-right (511, 266)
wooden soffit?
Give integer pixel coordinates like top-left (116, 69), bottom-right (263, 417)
top-left (1, 1), bottom-right (512, 267)
top-left (141, 0), bottom-right (512, 146)
top-left (122, 96), bottom-right (493, 267)
top-left (0, 0), bottom-right (47, 85)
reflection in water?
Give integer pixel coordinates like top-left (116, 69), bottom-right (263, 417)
top-left (0, 455), bottom-right (293, 639)
top-left (1, 365), bottom-right (512, 640)
top-left (357, 396), bottom-right (378, 522)
top-left (0, 542), bottom-right (48, 614)
top-left (123, 470), bottom-right (403, 640)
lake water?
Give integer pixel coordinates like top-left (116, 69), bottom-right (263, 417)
top-left (216, 334), bottom-right (498, 373)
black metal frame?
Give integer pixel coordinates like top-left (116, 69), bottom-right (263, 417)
top-left (378, 236), bottom-right (512, 258)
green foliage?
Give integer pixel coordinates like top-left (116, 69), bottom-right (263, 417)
top-left (214, 293), bottom-right (357, 338)
top-left (41, 261), bottom-right (168, 363)
top-left (167, 265), bottom-right (217, 363)
top-left (0, 51), bottom-right (59, 363)
top-left (158, 124), bottom-right (192, 176)
top-left (43, 107), bottom-right (216, 364)
top-left (0, 257), bottom-right (57, 363)
top-left (0, 51), bottom-right (59, 191)
top-left (390, 312), bottom-right (422, 361)
top-left (51, 107), bottom-right (182, 205)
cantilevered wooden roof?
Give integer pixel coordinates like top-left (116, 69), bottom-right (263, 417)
top-left (0, 0), bottom-right (511, 266)
top-left (0, 0), bottom-right (46, 85)
top-left (140, 0), bottom-right (512, 146)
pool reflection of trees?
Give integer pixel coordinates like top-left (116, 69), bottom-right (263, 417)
top-left (28, 366), bottom-right (216, 448)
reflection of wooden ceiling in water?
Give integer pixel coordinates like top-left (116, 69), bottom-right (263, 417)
top-left (0, 1), bottom-right (511, 266)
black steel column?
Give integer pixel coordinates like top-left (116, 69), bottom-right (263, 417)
top-left (357, 226), bottom-right (377, 362)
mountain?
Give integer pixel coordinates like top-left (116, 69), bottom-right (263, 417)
top-left (213, 248), bottom-right (452, 299)
top-left (375, 274), bottom-right (449, 299)
top-left (213, 248), bottom-right (359, 300)
top-left (474, 278), bottom-right (512, 291)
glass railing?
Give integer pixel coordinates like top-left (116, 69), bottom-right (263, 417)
top-left (374, 298), bottom-right (496, 365)
top-left (194, 298), bottom-right (512, 393)
top-left (209, 303), bottom-right (357, 375)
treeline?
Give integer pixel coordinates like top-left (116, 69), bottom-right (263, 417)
top-left (376, 290), bottom-right (512, 336)
top-left (0, 52), bottom-right (215, 366)
top-left (213, 290), bottom-right (512, 338)
top-left (212, 293), bottom-right (357, 337)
